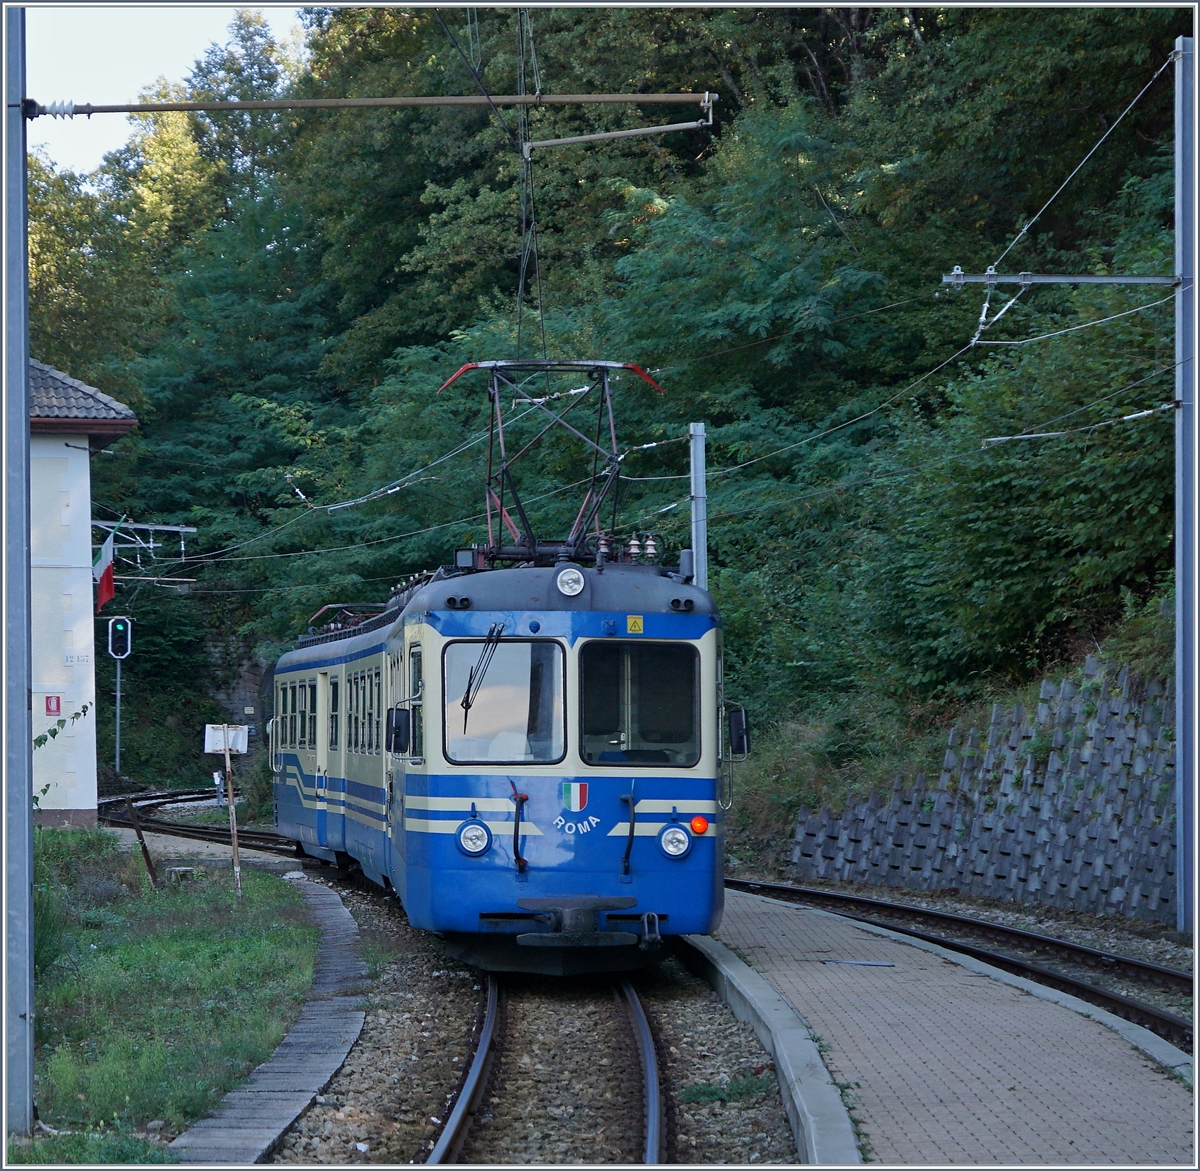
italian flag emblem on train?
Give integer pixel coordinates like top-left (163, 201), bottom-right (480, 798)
top-left (561, 782), bottom-right (588, 813)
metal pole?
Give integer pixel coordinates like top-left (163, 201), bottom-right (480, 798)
top-left (1175, 36), bottom-right (1195, 935)
top-left (223, 726), bottom-right (242, 899)
top-left (27, 92), bottom-right (717, 118)
top-left (114, 658), bottom-right (121, 775)
top-left (689, 422), bottom-right (708, 591)
top-left (4, 5), bottom-right (34, 1137)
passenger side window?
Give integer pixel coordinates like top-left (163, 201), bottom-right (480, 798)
top-left (329, 677), bottom-right (340, 749)
top-left (373, 670), bottom-right (382, 755)
top-left (365, 670), bottom-right (375, 754)
top-left (409, 647), bottom-right (424, 759)
top-left (353, 673), bottom-right (361, 753)
top-left (308, 682), bottom-right (317, 747)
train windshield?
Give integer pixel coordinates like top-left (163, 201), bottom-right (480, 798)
top-left (580, 641), bottom-right (699, 767)
top-left (443, 640), bottom-right (566, 764)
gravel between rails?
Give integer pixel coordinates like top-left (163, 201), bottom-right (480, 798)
top-left (271, 876), bottom-right (797, 1164)
top-left (635, 957), bottom-right (799, 1166)
top-left (271, 879), bottom-right (480, 1165)
top-left (457, 977), bottom-right (643, 1164)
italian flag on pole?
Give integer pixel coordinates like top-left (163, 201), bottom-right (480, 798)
top-left (92, 527), bottom-right (117, 612)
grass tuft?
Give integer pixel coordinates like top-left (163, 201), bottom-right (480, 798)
top-left (33, 828), bottom-right (319, 1152)
top-left (8, 1129), bottom-right (179, 1164)
top-left (680, 1074), bottom-right (776, 1104)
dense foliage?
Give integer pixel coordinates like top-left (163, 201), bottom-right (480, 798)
top-left (30, 7), bottom-right (1184, 781)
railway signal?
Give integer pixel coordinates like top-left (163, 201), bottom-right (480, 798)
top-left (104, 616), bottom-right (133, 777)
top-left (107, 615), bottom-right (132, 659)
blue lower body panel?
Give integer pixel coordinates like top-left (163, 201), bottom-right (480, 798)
top-left (276, 765), bottom-right (724, 972)
top-left (400, 772), bottom-right (723, 939)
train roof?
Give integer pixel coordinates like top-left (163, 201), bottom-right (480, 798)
top-left (275, 562), bottom-right (715, 672)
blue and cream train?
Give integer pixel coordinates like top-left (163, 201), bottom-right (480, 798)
top-left (269, 559), bottom-right (745, 974)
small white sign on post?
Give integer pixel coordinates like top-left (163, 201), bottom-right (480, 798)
top-left (203, 724), bottom-right (248, 898)
top-left (204, 725), bottom-right (249, 754)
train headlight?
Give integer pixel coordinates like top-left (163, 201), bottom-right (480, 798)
top-left (556, 567), bottom-right (585, 596)
top-left (659, 825), bottom-right (692, 858)
top-left (457, 820), bottom-right (492, 856)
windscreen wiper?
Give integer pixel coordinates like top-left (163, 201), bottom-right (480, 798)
top-left (461, 622), bottom-right (505, 733)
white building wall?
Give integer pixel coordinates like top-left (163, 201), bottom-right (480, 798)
top-left (30, 433), bottom-right (97, 825)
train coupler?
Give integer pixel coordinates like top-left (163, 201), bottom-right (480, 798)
top-left (639, 912), bottom-right (662, 950)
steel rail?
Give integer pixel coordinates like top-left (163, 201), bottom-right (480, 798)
top-left (97, 802), bottom-right (299, 857)
top-left (97, 787), bottom-right (215, 809)
top-left (620, 979), bottom-right (663, 1165)
top-left (427, 975), bottom-right (501, 1165)
top-left (725, 878), bottom-right (1192, 990)
top-left (727, 879), bottom-right (1193, 1049)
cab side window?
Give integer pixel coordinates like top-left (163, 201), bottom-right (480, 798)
top-left (329, 677), bottom-right (340, 749)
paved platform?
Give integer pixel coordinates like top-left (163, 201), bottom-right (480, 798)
top-left (716, 890), bottom-right (1194, 1165)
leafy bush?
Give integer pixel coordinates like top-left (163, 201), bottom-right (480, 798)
top-left (1100, 578), bottom-right (1175, 682)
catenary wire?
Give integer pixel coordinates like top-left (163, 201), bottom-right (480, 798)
top-left (121, 408), bottom-right (683, 580)
top-left (991, 49), bottom-right (1177, 269)
top-left (982, 402), bottom-right (1175, 446)
top-left (617, 357), bottom-right (1177, 529)
top-left (190, 401), bottom-right (548, 560)
top-left (974, 294), bottom-right (1175, 346)
top-left (702, 341), bottom-right (977, 478)
top-left (649, 291), bottom-right (940, 376)
top-left (134, 477), bottom-right (596, 579)
top-left (1000, 363), bottom-right (1181, 437)
top-left (434, 8), bottom-right (519, 151)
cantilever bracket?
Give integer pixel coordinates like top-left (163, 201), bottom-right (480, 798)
top-left (522, 92), bottom-right (716, 160)
top-left (944, 266), bottom-right (1178, 287)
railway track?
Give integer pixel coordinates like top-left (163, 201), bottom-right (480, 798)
top-left (428, 975), bottom-right (663, 1164)
top-left (727, 877), bottom-right (1194, 1050)
top-left (93, 797), bottom-right (1191, 1051)
top-left (97, 790), bottom-right (300, 857)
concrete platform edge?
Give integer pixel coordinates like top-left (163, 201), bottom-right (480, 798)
top-left (679, 934), bottom-right (863, 1166)
top-left (753, 893), bottom-right (1193, 1084)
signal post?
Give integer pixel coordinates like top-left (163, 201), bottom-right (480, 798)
top-left (107, 616), bottom-right (132, 774)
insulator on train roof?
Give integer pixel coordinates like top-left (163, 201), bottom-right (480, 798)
top-left (645, 535), bottom-right (658, 561)
top-left (629, 535), bottom-right (642, 559)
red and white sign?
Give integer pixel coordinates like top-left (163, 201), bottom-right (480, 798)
top-left (45, 696), bottom-right (61, 717)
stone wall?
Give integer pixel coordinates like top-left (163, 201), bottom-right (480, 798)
top-left (788, 658), bottom-right (1178, 923)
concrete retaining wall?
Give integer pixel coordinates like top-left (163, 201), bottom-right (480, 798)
top-left (788, 658), bottom-right (1178, 923)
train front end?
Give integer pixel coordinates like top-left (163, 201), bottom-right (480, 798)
top-left (394, 562), bottom-right (729, 975)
